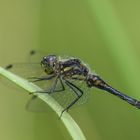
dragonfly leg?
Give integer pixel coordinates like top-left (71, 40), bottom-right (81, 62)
top-left (28, 74), bottom-right (55, 82)
top-left (49, 77), bottom-right (65, 93)
top-left (27, 78), bottom-right (66, 112)
top-left (28, 74), bottom-right (55, 94)
top-left (30, 77), bottom-right (65, 94)
top-left (71, 77), bottom-right (85, 81)
top-left (60, 80), bottom-right (83, 118)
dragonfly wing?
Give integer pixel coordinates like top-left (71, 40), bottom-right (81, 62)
top-left (26, 95), bottom-right (54, 112)
top-left (49, 78), bottom-right (91, 109)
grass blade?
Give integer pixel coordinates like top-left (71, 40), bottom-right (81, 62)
top-left (0, 67), bottom-right (86, 140)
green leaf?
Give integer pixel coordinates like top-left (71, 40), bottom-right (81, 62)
top-left (0, 67), bottom-right (86, 140)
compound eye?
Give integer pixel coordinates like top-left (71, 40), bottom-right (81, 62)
top-left (49, 57), bottom-right (54, 61)
top-left (49, 55), bottom-right (57, 62)
top-left (43, 56), bottom-right (48, 62)
top-left (41, 57), bottom-right (48, 67)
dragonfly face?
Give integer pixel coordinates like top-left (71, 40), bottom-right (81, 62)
top-left (41, 55), bottom-right (57, 75)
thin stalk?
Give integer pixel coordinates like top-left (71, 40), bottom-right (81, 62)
top-left (0, 67), bottom-right (86, 140)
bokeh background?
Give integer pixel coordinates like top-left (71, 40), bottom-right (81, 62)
top-left (0, 0), bottom-right (140, 140)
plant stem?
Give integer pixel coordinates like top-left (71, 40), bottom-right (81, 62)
top-left (0, 67), bottom-right (86, 140)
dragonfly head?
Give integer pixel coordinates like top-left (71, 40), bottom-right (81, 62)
top-left (41, 55), bottom-right (57, 74)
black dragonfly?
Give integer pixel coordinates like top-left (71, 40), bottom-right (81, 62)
top-left (6, 51), bottom-right (140, 117)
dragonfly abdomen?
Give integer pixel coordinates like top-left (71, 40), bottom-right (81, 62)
top-left (86, 74), bottom-right (107, 89)
top-left (86, 74), bottom-right (140, 109)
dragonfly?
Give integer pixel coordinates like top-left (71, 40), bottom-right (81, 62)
top-left (6, 51), bottom-right (140, 117)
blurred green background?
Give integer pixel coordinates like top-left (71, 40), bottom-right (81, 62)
top-left (1, 0), bottom-right (140, 140)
